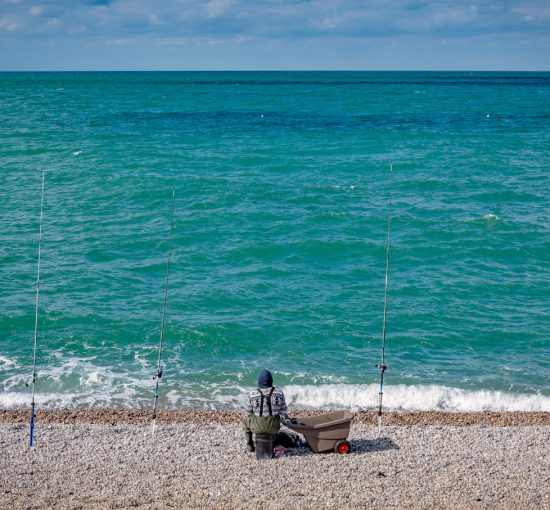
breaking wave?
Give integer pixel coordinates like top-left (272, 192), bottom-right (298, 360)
top-left (1, 383), bottom-right (548, 412)
top-left (284, 384), bottom-right (550, 412)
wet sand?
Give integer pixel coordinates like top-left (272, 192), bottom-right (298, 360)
top-left (1, 410), bottom-right (549, 509)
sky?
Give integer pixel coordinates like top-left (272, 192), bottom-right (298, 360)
top-left (0, 0), bottom-right (549, 70)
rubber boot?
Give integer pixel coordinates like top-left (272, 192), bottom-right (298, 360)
top-left (245, 431), bottom-right (255, 452)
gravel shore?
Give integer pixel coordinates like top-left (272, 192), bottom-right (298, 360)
top-left (1, 410), bottom-right (549, 509)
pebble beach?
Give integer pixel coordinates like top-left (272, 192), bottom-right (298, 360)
top-left (1, 410), bottom-right (549, 510)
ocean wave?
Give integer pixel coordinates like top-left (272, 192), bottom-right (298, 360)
top-left (1, 383), bottom-right (548, 412)
top-left (482, 213), bottom-right (500, 221)
top-left (0, 356), bottom-right (19, 369)
top-left (284, 384), bottom-right (550, 412)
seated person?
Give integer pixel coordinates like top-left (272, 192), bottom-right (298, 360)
top-left (244, 368), bottom-right (289, 452)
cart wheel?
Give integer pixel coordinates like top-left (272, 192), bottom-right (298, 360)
top-left (334, 440), bottom-right (350, 454)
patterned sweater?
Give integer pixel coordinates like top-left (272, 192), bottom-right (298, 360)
top-left (246, 387), bottom-right (288, 418)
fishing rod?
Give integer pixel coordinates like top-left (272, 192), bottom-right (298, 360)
top-left (151, 190), bottom-right (176, 434)
top-left (30, 170), bottom-right (45, 448)
top-left (377, 163), bottom-right (392, 437)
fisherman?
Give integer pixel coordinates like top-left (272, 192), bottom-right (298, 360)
top-left (244, 369), bottom-right (289, 452)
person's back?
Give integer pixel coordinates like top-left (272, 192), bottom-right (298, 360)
top-left (243, 369), bottom-right (288, 452)
top-left (246, 387), bottom-right (287, 418)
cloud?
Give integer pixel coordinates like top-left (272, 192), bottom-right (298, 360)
top-left (29, 5), bottom-right (44, 16)
top-left (0, 16), bottom-right (19, 31)
top-left (1, 0), bottom-right (548, 41)
top-left (204, 0), bottom-right (234, 19)
top-left (0, 0), bottom-right (549, 69)
top-left (105, 37), bottom-right (129, 45)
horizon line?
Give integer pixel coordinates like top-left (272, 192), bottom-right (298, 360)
top-left (1, 69), bottom-right (549, 73)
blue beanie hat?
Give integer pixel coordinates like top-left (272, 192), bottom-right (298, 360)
top-left (258, 369), bottom-right (273, 388)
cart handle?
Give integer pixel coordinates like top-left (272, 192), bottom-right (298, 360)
top-left (286, 415), bottom-right (355, 430)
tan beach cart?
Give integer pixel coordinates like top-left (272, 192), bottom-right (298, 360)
top-left (286, 410), bottom-right (354, 454)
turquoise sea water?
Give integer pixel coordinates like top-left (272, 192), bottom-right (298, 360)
top-left (1, 72), bottom-right (549, 412)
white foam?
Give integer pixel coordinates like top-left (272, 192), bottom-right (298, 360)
top-left (483, 213), bottom-right (500, 221)
top-left (2, 382), bottom-right (548, 412)
top-left (0, 391), bottom-right (81, 408)
top-left (278, 371), bottom-right (349, 385)
top-left (332, 184), bottom-right (357, 191)
top-left (283, 384), bottom-right (550, 412)
top-left (0, 356), bottom-right (19, 369)
top-left (0, 355), bottom-right (150, 409)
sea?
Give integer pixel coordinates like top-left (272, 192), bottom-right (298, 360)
top-left (1, 71), bottom-right (549, 413)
